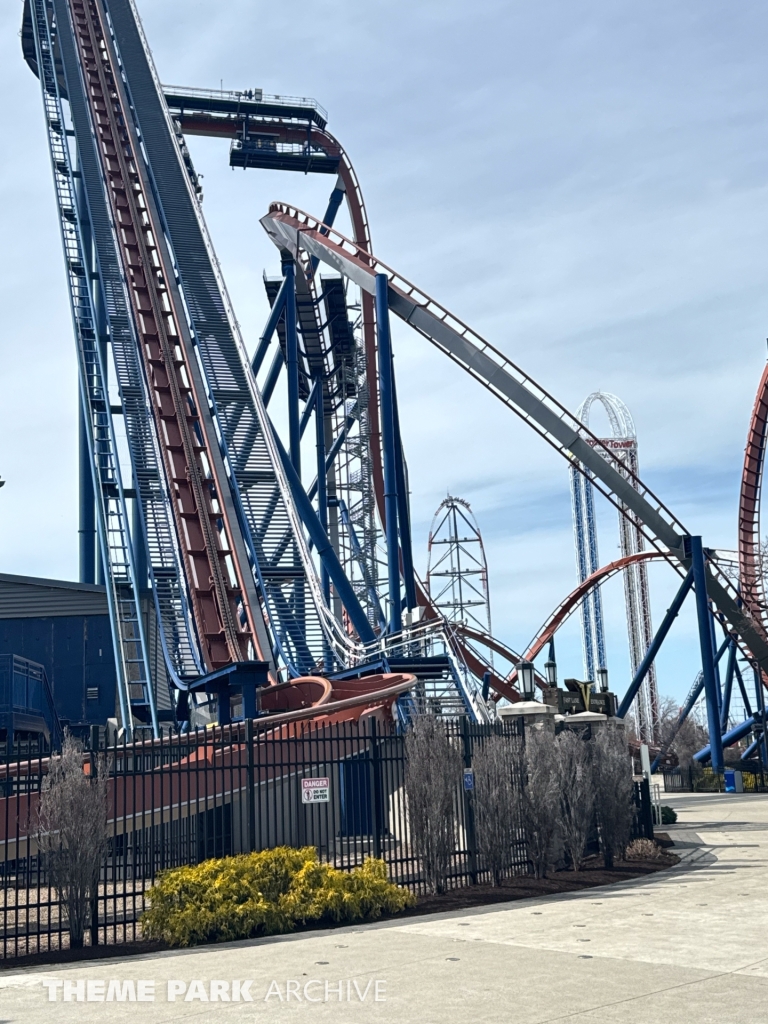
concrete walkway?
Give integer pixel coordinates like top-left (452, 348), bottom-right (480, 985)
top-left (1, 792), bottom-right (767, 1023)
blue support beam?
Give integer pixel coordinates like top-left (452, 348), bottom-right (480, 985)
top-left (689, 536), bottom-right (724, 772)
top-left (741, 737), bottom-right (760, 761)
top-left (313, 378), bottom-right (331, 613)
top-left (392, 378), bottom-right (417, 612)
top-left (262, 349), bottom-right (284, 407)
top-left (734, 659), bottom-right (753, 718)
top-left (617, 568), bottom-right (694, 719)
top-left (694, 711), bottom-right (768, 762)
top-left (721, 640), bottom-right (737, 732)
top-left (300, 379), bottom-right (320, 439)
top-left (251, 276), bottom-right (288, 376)
top-left (709, 602), bottom-right (723, 718)
top-left (754, 664), bottom-right (768, 769)
top-left (131, 496), bottom-right (147, 591)
top-left (272, 430), bottom-right (375, 645)
top-left (306, 405), bottom-right (358, 502)
top-left (310, 183), bottom-right (346, 275)
top-left (650, 632), bottom-right (731, 772)
top-left (78, 404), bottom-right (96, 584)
top-left (375, 274), bottom-right (401, 635)
top-left (338, 498), bottom-right (387, 632)
top-left (284, 260), bottom-right (301, 473)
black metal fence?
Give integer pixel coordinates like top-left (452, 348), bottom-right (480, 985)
top-left (0, 717), bottom-right (652, 958)
top-left (662, 764), bottom-right (768, 793)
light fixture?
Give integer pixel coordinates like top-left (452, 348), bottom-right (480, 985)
top-left (597, 667), bottom-right (609, 693)
top-left (518, 660), bottom-right (536, 700)
top-left (544, 656), bottom-right (557, 687)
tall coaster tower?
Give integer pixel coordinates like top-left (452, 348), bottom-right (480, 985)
top-left (570, 392), bottom-right (659, 743)
top-left (427, 497), bottom-right (492, 638)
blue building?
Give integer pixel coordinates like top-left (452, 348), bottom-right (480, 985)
top-left (0, 573), bottom-right (116, 735)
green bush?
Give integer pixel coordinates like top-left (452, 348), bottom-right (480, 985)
top-left (141, 847), bottom-right (414, 947)
top-left (660, 805), bottom-right (677, 825)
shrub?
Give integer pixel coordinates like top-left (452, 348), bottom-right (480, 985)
top-left (661, 805), bottom-right (677, 825)
top-left (404, 716), bottom-right (462, 894)
top-left (518, 731), bottom-right (560, 879)
top-left (473, 734), bottom-right (520, 885)
top-left (555, 731), bottom-right (594, 872)
top-left (36, 735), bottom-right (110, 948)
top-left (592, 728), bottom-right (635, 868)
top-left (141, 847), bottom-right (413, 947)
top-left (625, 838), bottom-right (663, 861)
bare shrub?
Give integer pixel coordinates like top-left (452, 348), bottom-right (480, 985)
top-left (554, 730), bottom-right (594, 872)
top-left (517, 731), bottom-right (560, 878)
top-left (592, 727), bottom-right (635, 868)
top-left (404, 717), bottom-right (462, 894)
top-left (625, 837), bottom-right (663, 861)
top-left (36, 735), bottom-right (110, 948)
top-left (473, 734), bottom-right (520, 886)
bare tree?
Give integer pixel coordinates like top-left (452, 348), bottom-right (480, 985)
top-left (36, 735), bottom-right (110, 948)
top-left (592, 727), bottom-right (635, 868)
top-left (518, 730), bottom-right (560, 879)
top-left (554, 730), bottom-right (594, 872)
top-left (404, 716), bottom-right (462, 894)
top-left (473, 734), bottom-right (519, 885)
top-left (656, 695), bottom-right (710, 767)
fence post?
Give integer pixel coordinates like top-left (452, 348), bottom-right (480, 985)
top-left (90, 725), bottom-right (100, 947)
top-left (368, 718), bottom-right (382, 860)
top-left (461, 718), bottom-right (478, 885)
top-left (639, 777), bottom-right (654, 839)
top-left (245, 718), bottom-right (256, 854)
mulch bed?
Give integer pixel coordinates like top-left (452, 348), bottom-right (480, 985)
top-left (394, 851), bottom-right (679, 919)
top-left (0, 849), bottom-right (678, 972)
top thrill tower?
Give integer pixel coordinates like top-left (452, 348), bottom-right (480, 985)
top-left (21, 0), bottom-right (768, 767)
top-left (570, 392), bottom-right (660, 743)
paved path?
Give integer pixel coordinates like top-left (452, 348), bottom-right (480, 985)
top-left (1, 792), bottom-right (767, 1023)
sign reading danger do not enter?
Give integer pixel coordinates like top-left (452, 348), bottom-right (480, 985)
top-left (301, 777), bottom-right (330, 804)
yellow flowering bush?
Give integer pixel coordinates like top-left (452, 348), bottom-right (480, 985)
top-left (141, 846), bottom-right (413, 947)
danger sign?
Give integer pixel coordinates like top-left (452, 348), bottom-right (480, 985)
top-left (301, 777), bottom-right (330, 804)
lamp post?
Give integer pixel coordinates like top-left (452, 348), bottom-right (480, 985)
top-left (597, 667), bottom-right (609, 693)
top-left (518, 660), bottom-right (536, 701)
top-left (544, 657), bottom-right (557, 687)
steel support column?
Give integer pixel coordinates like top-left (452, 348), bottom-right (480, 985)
top-left (284, 260), bottom-right (301, 472)
top-left (131, 496), bottom-right (148, 592)
top-left (78, 404), bottom-right (96, 584)
top-left (754, 665), bottom-right (768, 768)
top-left (689, 536), bottom-right (724, 771)
top-left (617, 568), bottom-right (693, 718)
top-left (392, 378), bottom-right (417, 612)
top-left (721, 640), bottom-right (737, 731)
top-left (314, 378), bottom-right (331, 613)
top-left (375, 274), bottom-right (401, 635)
top-left (251, 276), bottom-right (287, 375)
top-left (272, 431), bottom-right (375, 645)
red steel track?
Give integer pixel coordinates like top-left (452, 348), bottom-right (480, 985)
top-left (0, 672), bottom-right (415, 851)
top-left (70, 0), bottom-right (262, 670)
top-left (739, 364), bottom-right (768, 631)
top-left (179, 108), bottom-right (768, 697)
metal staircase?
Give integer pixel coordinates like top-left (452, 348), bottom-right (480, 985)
top-left (31, 0), bottom-right (156, 736)
top-left (104, 0), bottom-right (361, 676)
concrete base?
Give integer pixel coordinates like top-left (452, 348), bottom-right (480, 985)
top-left (498, 700), bottom-right (558, 732)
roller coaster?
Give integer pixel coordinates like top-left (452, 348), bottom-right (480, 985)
top-left (19, 0), bottom-right (768, 771)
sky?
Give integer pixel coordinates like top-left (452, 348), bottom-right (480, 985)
top-left (0, 0), bottom-right (766, 705)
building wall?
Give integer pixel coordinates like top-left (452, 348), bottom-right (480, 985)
top-left (0, 615), bottom-right (116, 728)
top-left (0, 573), bottom-right (117, 731)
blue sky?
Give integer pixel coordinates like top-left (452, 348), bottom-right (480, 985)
top-left (1, 0), bottom-right (766, 704)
